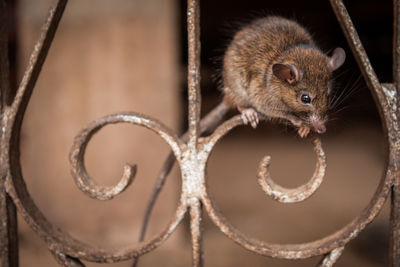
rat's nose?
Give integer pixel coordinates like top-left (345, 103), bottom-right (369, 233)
top-left (314, 124), bottom-right (326, 134)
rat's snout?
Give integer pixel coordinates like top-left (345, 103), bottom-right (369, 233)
top-left (309, 115), bottom-right (326, 134)
top-left (314, 124), bottom-right (326, 134)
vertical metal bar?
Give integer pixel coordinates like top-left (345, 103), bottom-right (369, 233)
top-left (329, 0), bottom-right (385, 106)
top-left (1, 196), bottom-right (19, 267)
top-left (390, 0), bottom-right (400, 265)
top-left (0, 0), bottom-right (19, 266)
top-left (190, 199), bottom-right (203, 267)
top-left (187, 1), bottom-right (203, 263)
top-left (0, 0), bottom-right (10, 110)
top-left (394, 0), bottom-right (400, 87)
top-left (0, 193), bottom-right (19, 267)
top-left (390, 187), bottom-right (400, 266)
top-left (186, 0), bottom-right (201, 150)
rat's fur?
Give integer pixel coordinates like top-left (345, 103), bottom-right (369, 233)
top-left (223, 16), bottom-right (344, 133)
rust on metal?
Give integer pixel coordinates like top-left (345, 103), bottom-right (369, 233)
top-left (69, 113), bottom-right (183, 201)
top-left (390, 0), bottom-right (400, 265)
top-left (1, 1), bottom-right (19, 266)
top-left (134, 100), bottom-right (231, 265)
top-left (187, 0), bottom-right (201, 150)
top-left (0, 0), bottom-right (10, 110)
top-left (317, 247), bottom-right (345, 267)
top-left (0, 0), bottom-right (399, 266)
top-left (329, 0), bottom-right (387, 116)
top-left (189, 198), bottom-right (203, 267)
top-left (52, 252), bottom-right (84, 267)
top-left (2, 0), bottom-right (187, 264)
top-left (257, 138), bottom-right (326, 203)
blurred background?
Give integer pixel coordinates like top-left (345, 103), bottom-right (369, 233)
top-left (4, 0), bottom-right (392, 266)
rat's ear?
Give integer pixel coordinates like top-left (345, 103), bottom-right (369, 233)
top-left (272, 63), bottom-right (300, 85)
top-left (329, 47), bottom-right (346, 71)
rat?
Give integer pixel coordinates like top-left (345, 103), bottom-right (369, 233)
top-left (133, 17), bottom-right (346, 263)
top-left (222, 16), bottom-right (345, 137)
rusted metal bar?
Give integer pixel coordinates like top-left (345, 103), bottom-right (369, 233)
top-left (390, 0), bottom-right (400, 265)
top-left (0, 0), bottom-right (10, 111)
top-left (0, 192), bottom-right (18, 267)
top-left (390, 187), bottom-right (400, 266)
top-left (394, 0), bottom-right (400, 88)
top-left (329, 0), bottom-right (388, 119)
top-left (0, 195), bottom-right (18, 267)
top-left (331, 1), bottom-right (400, 266)
top-left (133, 100), bottom-right (230, 267)
top-left (317, 247), bottom-right (344, 267)
top-left (0, 0), bottom-right (18, 266)
top-left (189, 198), bottom-right (203, 267)
top-left (11, 0), bottom-right (68, 126)
top-left (187, 0), bottom-right (201, 150)
top-left (51, 252), bottom-right (84, 267)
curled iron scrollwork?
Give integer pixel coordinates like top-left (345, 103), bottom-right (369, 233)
top-left (1, 0), bottom-right (398, 266)
top-left (69, 113), bottom-right (183, 201)
top-left (257, 138), bottom-right (326, 203)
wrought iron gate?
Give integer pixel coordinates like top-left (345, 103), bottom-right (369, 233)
top-left (0, 0), bottom-right (399, 266)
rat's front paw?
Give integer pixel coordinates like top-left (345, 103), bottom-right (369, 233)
top-left (241, 108), bottom-right (259, 128)
top-left (298, 126), bottom-right (310, 138)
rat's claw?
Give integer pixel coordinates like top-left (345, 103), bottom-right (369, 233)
top-left (298, 126), bottom-right (310, 138)
top-left (241, 113), bottom-right (249, 125)
top-left (241, 108), bottom-right (259, 128)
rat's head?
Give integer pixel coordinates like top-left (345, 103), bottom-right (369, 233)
top-left (270, 47), bottom-right (345, 134)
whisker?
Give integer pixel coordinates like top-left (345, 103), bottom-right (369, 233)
top-left (330, 105), bottom-right (351, 117)
top-left (329, 73), bottom-right (363, 110)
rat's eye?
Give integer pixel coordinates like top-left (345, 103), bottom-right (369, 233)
top-left (300, 94), bottom-right (311, 105)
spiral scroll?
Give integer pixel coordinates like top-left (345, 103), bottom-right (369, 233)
top-left (201, 112), bottom-right (393, 260)
top-left (69, 113), bottom-right (184, 201)
top-left (257, 138), bottom-right (326, 203)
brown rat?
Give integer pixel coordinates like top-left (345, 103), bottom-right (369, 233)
top-left (134, 17), bottom-right (346, 256)
top-left (222, 16), bottom-right (345, 137)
